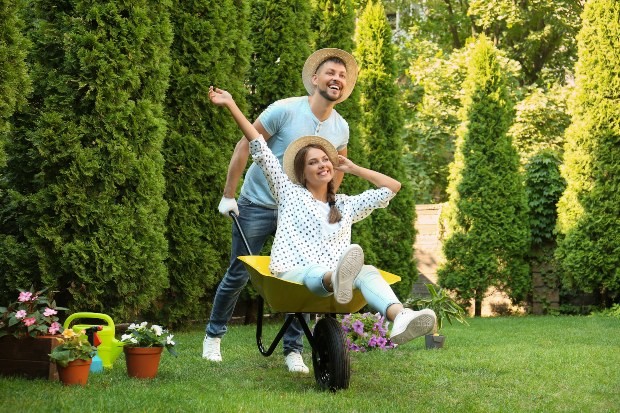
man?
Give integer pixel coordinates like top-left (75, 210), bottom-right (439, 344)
top-left (204, 49), bottom-right (358, 373)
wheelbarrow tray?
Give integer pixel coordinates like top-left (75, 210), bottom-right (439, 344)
top-left (238, 255), bottom-right (401, 313)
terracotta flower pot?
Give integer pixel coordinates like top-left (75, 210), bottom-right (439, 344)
top-left (58, 359), bottom-right (92, 386)
top-left (124, 346), bottom-right (163, 379)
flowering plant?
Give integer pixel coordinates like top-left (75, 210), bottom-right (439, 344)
top-left (339, 312), bottom-right (395, 352)
top-left (121, 322), bottom-right (177, 356)
top-left (0, 287), bottom-right (67, 338)
top-left (49, 328), bottom-right (97, 367)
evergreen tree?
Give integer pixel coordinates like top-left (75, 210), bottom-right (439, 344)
top-left (161, 0), bottom-right (250, 325)
top-left (354, 0), bottom-right (416, 299)
top-left (248, 0), bottom-right (312, 120)
top-left (556, 0), bottom-right (620, 304)
top-left (439, 36), bottom-right (530, 315)
top-left (1, 0), bottom-right (172, 319)
top-left (0, 0), bottom-right (30, 168)
top-left (0, 0), bottom-right (32, 302)
top-left (312, 0), bottom-right (375, 260)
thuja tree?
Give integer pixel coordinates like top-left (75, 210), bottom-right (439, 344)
top-left (556, 0), bottom-right (620, 305)
top-left (248, 0), bottom-right (312, 120)
top-left (0, 0), bottom-right (30, 168)
top-left (161, 0), bottom-right (250, 325)
top-left (355, 0), bottom-right (416, 299)
top-left (2, 0), bottom-right (172, 319)
top-left (439, 36), bottom-right (530, 316)
top-left (312, 0), bottom-right (376, 260)
top-left (0, 0), bottom-right (32, 302)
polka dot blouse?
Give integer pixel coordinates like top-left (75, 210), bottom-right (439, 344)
top-left (249, 136), bottom-right (396, 275)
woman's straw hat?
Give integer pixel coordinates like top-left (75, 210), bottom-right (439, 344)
top-left (302, 48), bottom-right (358, 104)
top-left (283, 135), bottom-right (339, 185)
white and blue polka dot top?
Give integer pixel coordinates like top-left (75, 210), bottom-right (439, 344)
top-left (249, 136), bottom-right (396, 274)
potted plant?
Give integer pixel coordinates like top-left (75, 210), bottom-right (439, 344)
top-left (120, 321), bottom-right (177, 379)
top-left (0, 287), bottom-right (67, 379)
top-left (49, 328), bottom-right (97, 385)
top-left (407, 283), bottom-right (468, 349)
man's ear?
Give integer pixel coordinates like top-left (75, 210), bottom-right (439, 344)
top-left (311, 73), bottom-right (319, 87)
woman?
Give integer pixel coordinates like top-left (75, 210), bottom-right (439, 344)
top-left (209, 86), bottom-right (435, 345)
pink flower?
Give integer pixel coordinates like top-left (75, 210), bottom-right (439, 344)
top-left (15, 310), bottom-right (27, 319)
top-left (18, 291), bottom-right (32, 302)
top-left (48, 322), bottom-right (62, 335)
top-left (23, 317), bottom-right (37, 326)
top-left (43, 307), bottom-right (57, 317)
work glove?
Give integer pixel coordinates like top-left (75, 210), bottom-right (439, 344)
top-left (218, 196), bottom-right (239, 217)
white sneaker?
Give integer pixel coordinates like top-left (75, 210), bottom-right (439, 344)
top-left (202, 336), bottom-right (222, 362)
top-left (332, 244), bottom-right (364, 304)
top-left (390, 309), bottom-right (436, 345)
top-left (285, 352), bottom-right (309, 374)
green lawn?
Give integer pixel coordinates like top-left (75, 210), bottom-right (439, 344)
top-left (1, 316), bottom-right (619, 412)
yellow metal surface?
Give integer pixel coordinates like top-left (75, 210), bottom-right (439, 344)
top-left (238, 256), bottom-right (401, 314)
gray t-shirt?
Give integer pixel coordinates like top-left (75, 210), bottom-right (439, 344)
top-left (240, 96), bottom-right (349, 208)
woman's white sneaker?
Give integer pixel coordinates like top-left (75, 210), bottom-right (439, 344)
top-left (202, 336), bottom-right (222, 362)
top-left (390, 309), bottom-right (436, 345)
top-left (332, 244), bottom-right (364, 304)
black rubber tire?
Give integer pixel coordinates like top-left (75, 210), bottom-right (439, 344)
top-left (312, 316), bottom-right (350, 391)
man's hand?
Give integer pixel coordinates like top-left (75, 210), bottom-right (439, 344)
top-left (218, 196), bottom-right (239, 217)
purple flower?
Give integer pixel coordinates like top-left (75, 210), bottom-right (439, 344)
top-left (352, 320), bottom-right (365, 336)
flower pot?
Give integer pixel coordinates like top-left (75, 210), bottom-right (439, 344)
top-left (57, 359), bottom-right (92, 386)
top-left (0, 335), bottom-right (60, 380)
top-left (124, 347), bottom-right (163, 379)
top-left (425, 334), bottom-right (445, 349)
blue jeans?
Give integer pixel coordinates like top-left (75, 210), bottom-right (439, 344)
top-left (205, 196), bottom-right (305, 355)
top-left (280, 264), bottom-right (400, 316)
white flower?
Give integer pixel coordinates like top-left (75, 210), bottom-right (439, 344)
top-left (275, 57), bottom-right (280, 64)
top-left (151, 325), bottom-right (163, 336)
top-left (130, 337), bottom-right (138, 344)
top-left (139, 321), bottom-right (148, 329)
top-left (166, 335), bottom-right (175, 346)
top-left (128, 323), bottom-right (137, 330)
top-left (121, 333), bottom-right (133, 342)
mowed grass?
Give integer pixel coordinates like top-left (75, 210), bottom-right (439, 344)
top-left (1, 315), bottom-right (618, 413)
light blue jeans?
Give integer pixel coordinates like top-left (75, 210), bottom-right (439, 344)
top-left (206, 196), bottom-right (306, 355)
top-left (279, 264), bottom-right (400, 316)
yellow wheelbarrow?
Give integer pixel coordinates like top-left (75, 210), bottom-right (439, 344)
top-left (230, 213), bottom-right (400, 391)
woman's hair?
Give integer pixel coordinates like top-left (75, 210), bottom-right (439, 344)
top-left (293, 144), bottom-right (342, 224)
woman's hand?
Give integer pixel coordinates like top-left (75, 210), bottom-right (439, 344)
top-left (208, 86), bottom-right (233, 107)
top-left (334, 155), bottom-right (358, 174)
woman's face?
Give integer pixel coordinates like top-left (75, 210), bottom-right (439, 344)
top-left (303, 147), bottom-right (333, 187)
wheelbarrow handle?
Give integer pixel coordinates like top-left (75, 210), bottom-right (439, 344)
top-left (229, 211), bottom-right (254, 256)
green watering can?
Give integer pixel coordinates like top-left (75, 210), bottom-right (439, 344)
top-left (63, 312), bottom-right (125, 368)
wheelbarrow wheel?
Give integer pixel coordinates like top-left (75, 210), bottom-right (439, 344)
top-left (312, 316), bottom-right (350, 391)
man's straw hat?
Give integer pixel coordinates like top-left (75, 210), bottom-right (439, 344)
top-left (302, 48), bottom-right (358, 104)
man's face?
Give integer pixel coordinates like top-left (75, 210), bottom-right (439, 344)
top-left (312, 61), bottom-right (347, 102)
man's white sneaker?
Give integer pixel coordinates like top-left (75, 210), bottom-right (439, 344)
top-left (332, 244), bottom-right (364, 304)
top-left (390, 309), bottom-right (436, 345)
top-left (202, 336), bottom-right (222, 362)
top-left (285, 352), bottom-right (309, 374)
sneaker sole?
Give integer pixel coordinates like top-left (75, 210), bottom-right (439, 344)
top-left (390, 313), bottom-right (436, 345)
top-left (333, 245), bottom-right (364, 304)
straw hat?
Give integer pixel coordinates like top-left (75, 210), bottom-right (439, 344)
top-left (302, 48), bottom-right (358, 104)
top-left (283, 135), bottom-right (339, 185)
